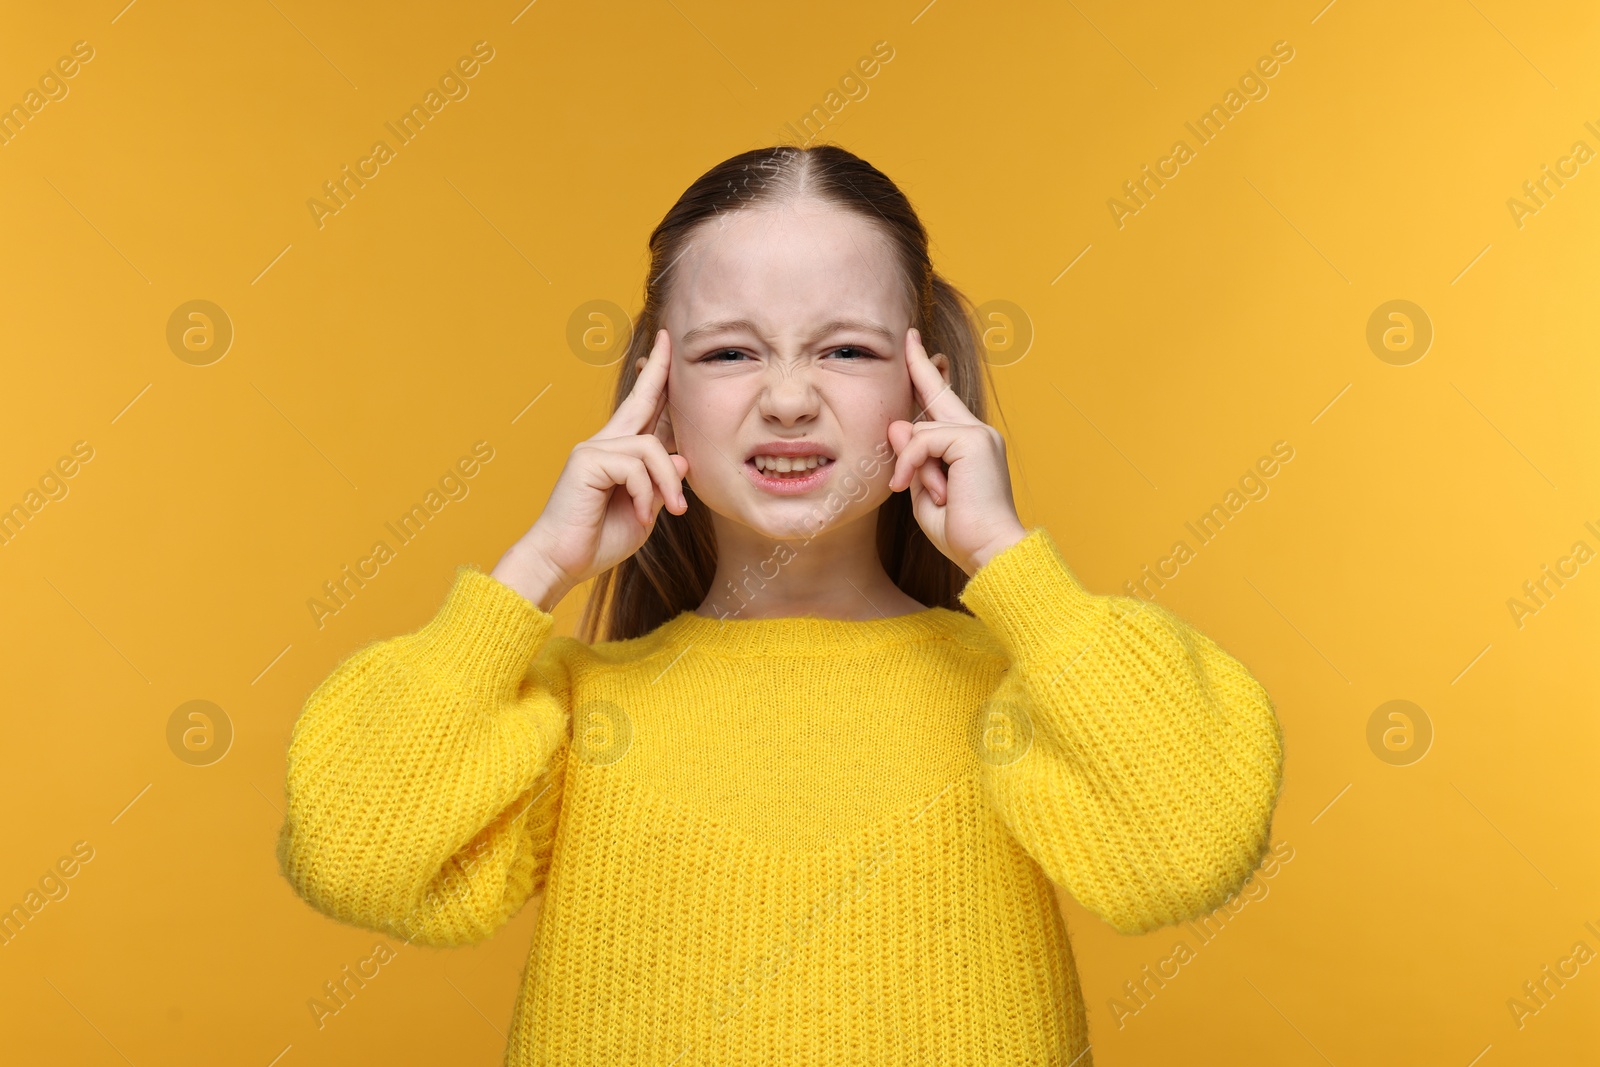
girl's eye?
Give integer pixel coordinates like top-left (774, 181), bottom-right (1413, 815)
top-left (697, 346), bottom-right (880, 362)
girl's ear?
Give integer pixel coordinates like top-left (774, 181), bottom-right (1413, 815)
top-left (657, 407), bottom-right (677, 452)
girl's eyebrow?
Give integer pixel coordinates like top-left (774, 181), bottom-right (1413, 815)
top-left (681, 318), bottom-right (896, 346)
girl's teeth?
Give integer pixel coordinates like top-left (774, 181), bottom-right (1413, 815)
top-left (753, 455), bottom-right (832, 474)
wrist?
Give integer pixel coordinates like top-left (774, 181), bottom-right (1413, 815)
top-left (491, 534), bottom-right (571, 613)
top-left (968, 523), bottom-right (1028, 574)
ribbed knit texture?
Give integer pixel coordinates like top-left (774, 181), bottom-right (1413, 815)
top-left (276, 526), bottom-right (1284, 1065)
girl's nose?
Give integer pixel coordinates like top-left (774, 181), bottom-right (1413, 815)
top-left (757, 359), bottom-right (821, 419)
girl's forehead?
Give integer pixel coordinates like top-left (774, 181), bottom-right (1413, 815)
top-left (684, 204), bottom-right (899, 277)
top-left (668, 224), bottom-right (907, 326)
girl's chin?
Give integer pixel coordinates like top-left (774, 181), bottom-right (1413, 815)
top-left (733, 504), bottom-right (874, 544)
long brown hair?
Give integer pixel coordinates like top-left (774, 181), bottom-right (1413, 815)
top-left (576, 143), bottom-right (1012, 643)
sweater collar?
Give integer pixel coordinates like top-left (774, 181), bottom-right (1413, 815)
top-left (651, 603), bottom-right (968, 656)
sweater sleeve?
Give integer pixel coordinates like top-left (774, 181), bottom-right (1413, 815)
top-left (959, 527), bottom-right (1285, 935)
top-left (275, 565), bottom-right (572, 948)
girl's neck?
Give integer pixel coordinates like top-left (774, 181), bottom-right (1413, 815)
top-left (695, 513), bottom-right (926, 621)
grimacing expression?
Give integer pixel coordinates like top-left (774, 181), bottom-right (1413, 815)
top-left (657, 201), bottom-right (933, 541)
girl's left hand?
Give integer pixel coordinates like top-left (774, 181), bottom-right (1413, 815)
top-left (887, 327), bottom-right (1029, 577)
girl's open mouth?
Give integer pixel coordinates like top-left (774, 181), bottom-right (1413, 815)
top-left (743, 456), bottom-right (836, 495)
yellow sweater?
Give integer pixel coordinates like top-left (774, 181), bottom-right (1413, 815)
top-left (277, 526), bottom-right (1284, 1065)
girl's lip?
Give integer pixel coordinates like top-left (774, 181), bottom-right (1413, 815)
top-left (742, 458), bottom-right (836, 495)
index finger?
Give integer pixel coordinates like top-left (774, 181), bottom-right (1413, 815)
top-left (597, 328), bottom-right (671, 440)
top-left (906, 327), bottom-right (974, 423)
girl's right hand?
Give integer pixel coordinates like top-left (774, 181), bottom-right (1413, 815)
top-left (494, 329), bottom-right (689, 610)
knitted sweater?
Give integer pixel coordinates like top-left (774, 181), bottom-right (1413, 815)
top-left (276, 526), bottom-right (1284, 1065)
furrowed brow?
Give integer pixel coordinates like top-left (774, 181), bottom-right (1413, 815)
top-left (681, 318), bottom-right (760, 346)
top-left (680, 318), bottom-right (896, 346)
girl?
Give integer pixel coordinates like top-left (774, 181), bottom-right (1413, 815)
top-left (277, 144), bottom-right (1285, 1065)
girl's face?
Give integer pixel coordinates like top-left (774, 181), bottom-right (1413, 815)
top-left (657, 199), bottom-right (945, 542)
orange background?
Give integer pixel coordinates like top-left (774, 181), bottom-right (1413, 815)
top-left (1, 1), bottom-right (1596, 1063)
